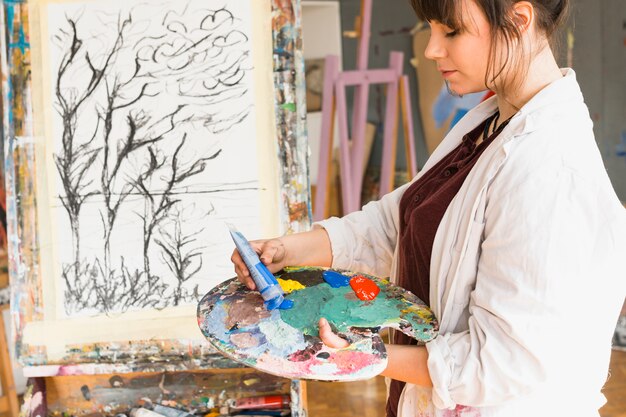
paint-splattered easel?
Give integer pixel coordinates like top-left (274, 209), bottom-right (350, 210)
top-left (313, 0), bottom-right (418, 220)
top-left (0, 303), bottom-right (19, 417)
top-left (1, 0), bottom-right (310, 416)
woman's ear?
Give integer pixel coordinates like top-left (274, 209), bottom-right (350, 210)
top-left (512, 1), bottom-right (535, 34)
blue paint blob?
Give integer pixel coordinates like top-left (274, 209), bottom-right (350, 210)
top-left (279, 299), bottom-right (295, 310)
top-left (322, 270), bottom-right (351, 288)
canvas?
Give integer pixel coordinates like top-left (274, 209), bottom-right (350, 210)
top-left (41, 0), bottom-right (274, 318)
top-left (2, 0), bottom-right (309, 371)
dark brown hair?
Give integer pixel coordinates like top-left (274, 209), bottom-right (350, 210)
top-left (409, 0), bottom-right (570, 93)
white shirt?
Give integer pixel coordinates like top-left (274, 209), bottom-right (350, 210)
top-left (316, 69), bottom-right (626, 417)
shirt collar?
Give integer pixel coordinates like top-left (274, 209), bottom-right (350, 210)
top-left (421, 69), bottom-right (583, 174)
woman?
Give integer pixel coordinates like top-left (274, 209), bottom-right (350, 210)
top-left (232, 0), bottom-right (626, 416)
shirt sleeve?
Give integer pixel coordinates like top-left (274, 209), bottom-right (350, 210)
top-left (426, 154), bottom-right (626, 408)
top-left (313, 181), bottom-right (411, 278)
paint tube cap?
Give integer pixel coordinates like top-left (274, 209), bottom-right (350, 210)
top-left (264, 292), bottom-right (284, 311)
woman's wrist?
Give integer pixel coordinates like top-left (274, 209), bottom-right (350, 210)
top-left (280, 228), bottom-right (332, 267)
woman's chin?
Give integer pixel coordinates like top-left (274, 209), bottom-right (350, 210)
top-left (445, 81), bottom-right (487, 98)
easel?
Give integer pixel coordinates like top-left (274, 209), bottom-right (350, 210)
top-left (0, 301), bottom-right (19, 417)
top-left (313, 0), bottom-right (418, 221)
top-left (0, 0), bottom-right (309, 415)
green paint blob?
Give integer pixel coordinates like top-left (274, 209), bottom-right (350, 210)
top-left (281, 102), bottom-right (297, 112)
top-left (279, 284), bottom-right (403, 336)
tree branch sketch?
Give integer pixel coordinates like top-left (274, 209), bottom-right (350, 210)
top-left (155, 208), bottom-right (206, 306)
top-left (133, 134), bottom-right (220, 282)
top-left (51, 1), bottom-right (256, 315)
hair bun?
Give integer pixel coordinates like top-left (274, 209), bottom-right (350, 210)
top-left (552, 0), bottom-right (570, 25)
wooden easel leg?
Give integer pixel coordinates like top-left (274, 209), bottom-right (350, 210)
top-left (290, 380), bottom-right (306, 417)
top-left (335, 80), bottom-right (357, 214)
top-left (379, 52), bottom-right (403, 197)
top-left (314, 55), bottom-right (340, 221)
top-left (349, 81), bottom-right (370, 205)
top-left (0, 305), bottom-right (19, 417)
top-left (350, 0), bottom-right (372, 200)
top-left (399, 74), bottom-right (418, 179)
top-left (324, 99), bottom-right (337, 219)
top-left (354, 0), bottom-right (371, 70)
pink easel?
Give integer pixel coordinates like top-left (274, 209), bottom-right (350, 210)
top-left (313, 0), bottom-right (417, 221)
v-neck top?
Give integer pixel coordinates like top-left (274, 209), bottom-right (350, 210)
top-left (387, 112), bottom-right (510, 417)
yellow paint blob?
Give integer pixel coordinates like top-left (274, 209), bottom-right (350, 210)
top-left (277, 278), bottom-right (306, 294)
top-left (401, 305), bottom-right (435, 320)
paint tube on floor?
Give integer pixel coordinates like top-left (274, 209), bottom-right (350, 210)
top-left (130, 408), bottom-right (167, 417)
top-left (228, 224), bottom-right (285, 310)
top-left (232, 395), bottom-right (290, 410)
top-left (152, 405), bottom-right (194, 417)
top-left (230, 410), bottom-right (290, 416)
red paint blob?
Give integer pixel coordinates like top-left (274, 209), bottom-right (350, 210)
top-left (349, 275), bottom-right (380, 301)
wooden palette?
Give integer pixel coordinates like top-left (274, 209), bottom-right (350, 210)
top-left (197, 267), bottom-right (438, 381)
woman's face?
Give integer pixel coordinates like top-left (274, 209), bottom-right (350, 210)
top-left (424, 0), bottom-right (495, 96)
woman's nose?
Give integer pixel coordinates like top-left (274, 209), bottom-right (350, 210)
top-left (424, 32), bottom-right (446, 61)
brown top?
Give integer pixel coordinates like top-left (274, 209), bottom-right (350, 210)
top-left (386, 111), bottom-right (511, 417)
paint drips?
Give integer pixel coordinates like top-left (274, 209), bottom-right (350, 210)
top-left (349, 275), bottom-right (380, 301)
top-left (322, 270), bottom-right (350, 288)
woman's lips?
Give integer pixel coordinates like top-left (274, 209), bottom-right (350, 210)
top-left (441, 70), bottom-right (457, 78)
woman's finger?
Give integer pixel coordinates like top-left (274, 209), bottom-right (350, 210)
top-left (318, 318), bottom-right (350, 349)
top-left (235, 264), bottom-right (256, 289)
top-left (231, 250), bottom-right (247, 276)
top-left (232, 250), bottom-right (256, 290)
top-left (231, 250), bottom-right (244, 269)
top-left (260, 244), bottom-right (279, 265)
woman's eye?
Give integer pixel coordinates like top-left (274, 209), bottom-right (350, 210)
top-left (445, 30), bottom-right (458, 38)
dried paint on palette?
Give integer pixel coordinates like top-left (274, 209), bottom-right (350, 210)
top-left (198, 267), bottom-right (438, 381)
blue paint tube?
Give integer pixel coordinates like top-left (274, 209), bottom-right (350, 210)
top-left (228, 224), bottom-right (285, 310)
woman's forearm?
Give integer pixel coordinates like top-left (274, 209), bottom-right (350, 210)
top-left (281, 227), bottom-right (332, 267)
top-left (280, 231), bottom-right (433, 387)
top-left (382, 344), bottom-right (433, 387)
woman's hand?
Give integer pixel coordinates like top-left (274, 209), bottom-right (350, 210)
top-left (230, 229), bottom-right (334, 290)
top-left (320, 318), bottom-right (434, 384)
top-left (320, 319), bottom-right (433, 386)
top-left (318, 317), bottom-right (350, 348)
top-left (231, 238), bottom-right (288, 290)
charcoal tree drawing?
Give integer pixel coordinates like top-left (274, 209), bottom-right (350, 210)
top-left (48, 0), bottom-right (262, 316)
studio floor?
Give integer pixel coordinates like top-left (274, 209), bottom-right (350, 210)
top-left (307, 349), bottom-right (626, 417)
